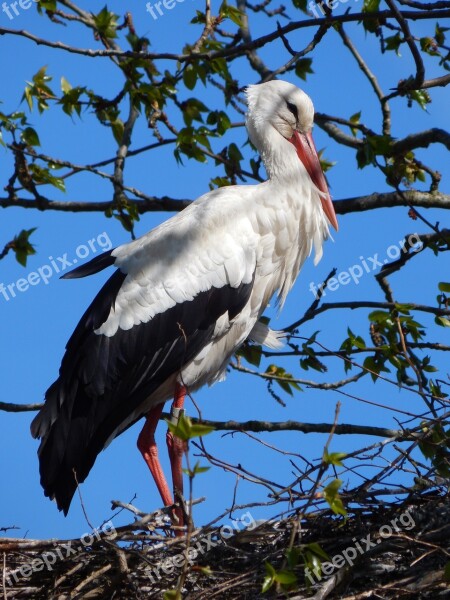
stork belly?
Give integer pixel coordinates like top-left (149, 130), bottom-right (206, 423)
top-left (181, 313), bottom-right (253, 389)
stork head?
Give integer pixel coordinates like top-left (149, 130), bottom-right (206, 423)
top-left (246, 80), bottom-right (338, 232)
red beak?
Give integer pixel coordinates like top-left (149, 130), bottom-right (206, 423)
top-left (289, 131), bottom-right (339, 232)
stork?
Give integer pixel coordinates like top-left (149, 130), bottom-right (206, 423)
top-left (31, 80), bottom-right (338, 530)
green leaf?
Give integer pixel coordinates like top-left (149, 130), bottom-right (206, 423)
top-left (262, 562), bottom-right (276, 593)
top-left (37, 0), bottom-right (56, 11)
top-left (29, 164), bottom-right (66, 192)
top-left (408, 89), bottom-right (431, 111)
top-left (24, 86), bottom-right (33, 111)
top-left (349, 111), bottom-right (361, 136)
top-left (346, 327), bottom-right (367, 349)
top-left (60, 76), bottom-right (72, 94)
top-left (21, 127), bottom-right (40, 147)
top-left (182, 98), bottom-right (209, 126)
top-left (262, 562), bottom-right (296, 592)
top-left (163, 591), bottom-right (182, 600)
top-left (228, 142), bottom-right (243, 163)
top-left (318, 148), bottom-right (336, 173)
top-left (435, 23), bottom-right (448, 46)
top-left (93, 6), bottom-right (119, 39)
top-left (368, 310), bottom-right (391, 324)
top-left (356, 143), bottom-right (374, 168)
top-left (183, 460), bottom-right (210, 476)
top-left (183, 66), bottom-right (198, 90)
top-left (292, 0), bottom-right (308, 12)
top-left (219, 2), bottom-right (244, 27)
top-left (190, 423), bottom-right (215, 437)
top-left (237, 344), bottom-right (262, 367)
top-left (362, 0), bottom-right (381, 32)
top-left (435, 316), bottom-right (450, 328)
top-left (306, 542), bottom-right (330, 561)
top-left (363, 0), bottom-right (380, 11)
top-left (444, 561), bottom-right (450, 582)
top-left (261, 574), bottom-right (274, 593)
top-left (166, 412), bottom-right (214, 442)
top-left (295, 58), bottom-right (314, 81)
top-left (420, 37), bottom-right (440, 57)
top-left (323, 479), bottom-right (347, 517)
top-left (111, 119), bottom-right (125, 145)
top-left (323, 449), bottom-right (347, 467)
top-left (394, 303), bottom-right (414, 314)
top-left (274, 570), bottom-right (297, 585)
top-left (385, 33), bottom-right (403, 54)
top-left (363, 355), bottom-right (390, 381)
top-left (438, 282), bottom-right (450, 292)
top-left (12, 227), bottom-right (37, 267)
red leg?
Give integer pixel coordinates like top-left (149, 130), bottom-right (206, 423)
top-left (137, 386), bottom-right (187, 534)
top-left (137, 403), bottom-right (174, 508)
top-left (166, 383), bottom-right (187, 527)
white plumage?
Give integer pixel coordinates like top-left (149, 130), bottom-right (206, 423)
top-left (31, 80), bottom-right (338, 520)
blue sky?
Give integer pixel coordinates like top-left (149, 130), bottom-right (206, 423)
top-left (0, 1), bottom-right (448, 541)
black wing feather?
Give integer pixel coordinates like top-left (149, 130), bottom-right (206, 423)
top-left (61, 249), bottom-right (116, 279)
top-left (31, 268), bottom-right (253, 514)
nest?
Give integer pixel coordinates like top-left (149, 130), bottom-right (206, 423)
top-left (2, 493), bottom-right (450, 599)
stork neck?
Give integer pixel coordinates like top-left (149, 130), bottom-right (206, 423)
top-left (255, 125), bottom-right (304, 182)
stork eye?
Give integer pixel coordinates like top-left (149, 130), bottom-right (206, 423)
top-left (286, 102), bottom-right (298, 120)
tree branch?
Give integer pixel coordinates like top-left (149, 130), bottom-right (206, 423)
top-left (237, 0), bottom-right (273, 79)
top-left (1, 10), bottom-right (449, 63)
top-left (0, 195), bottom-right (192, 213)
top-left (391, 128), bottom-right (450, 154)
top-left (385, 0), bottom-right (426, 88)
top-left (1, 191), bottom-right (448, 216)
top-left (334, 191), bottom-right (450, 214)
top-left (162, 414), bottom-right (417, 441)
top-left (335, 24), bottom-right (391, 135)
top-left (231, 362), bottom-right (366, 390)
top-left (287, 300), bottom-right (450, 331)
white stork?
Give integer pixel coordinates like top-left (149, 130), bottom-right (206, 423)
top-left (31, 80), bottom-right (338, 528)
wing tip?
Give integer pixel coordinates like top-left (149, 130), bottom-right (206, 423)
top-left (60, 249), bottom-right (116, 280)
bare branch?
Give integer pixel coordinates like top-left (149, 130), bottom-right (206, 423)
top-left (334, 191), bottom-right (450, 214)
top-left (1, 10), bottom-right (449, 63)
top-left (165, 415), bottom-right (417, 441)
top-left (231, 361), bottom-right (366, 390)
top-left (335, 24), bottom-right (391, 135)
top-left (0, 195), bottom-right (191, 213)
top-left (384, 0), bottom-right (425, 87)
top-left (1, 191), bottom-right (448, 216)
top-left (420, 74), bottom-right (450, 89)
top-left (287, 300), bottom-right (450, 331)
top-left (262, 21), bottom-right (330, 81)
top-left (237, 0), bottom-right (272, 78)
top-left (392, 128), bottom-right (450, 154)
